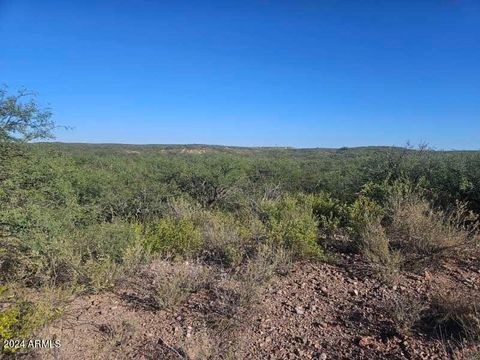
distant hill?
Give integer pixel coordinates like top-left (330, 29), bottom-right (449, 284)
top-left (32, 142), bottom-right (478, 160)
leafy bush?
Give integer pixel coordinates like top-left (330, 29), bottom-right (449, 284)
top-left (74, 221), bottom-right (140, 264)
top-left (311, 192), bottom-right (348, 237)
top-left (0, 287), bottom-right (62, 352)
top-left (0, 303), bottom-right (51, 354)
top-left (260, 194), bottom-right (324, 260)
top-left (198, 211), bottom-right (248, 267)
top-left (347, 195), bottom-right (385, 244)
top-left (347, 195), bottom-right (400, 280)
top-left (144, 218), bottom-right (202, 256)
top-left (175, 156), bottom-right (249, 210)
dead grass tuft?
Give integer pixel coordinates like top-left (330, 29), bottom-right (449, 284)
top-left (386, 294), bottom-right (428, 336)
top-left (351, 218), bottom-right (401, 284)
top-left (152, 259), bottom-right (213, 310)
top-left (389, 195), bottom-right (478, 263)
top-left (427, 291), bottom-right (480, 342)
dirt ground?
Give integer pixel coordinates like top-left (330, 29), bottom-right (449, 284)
top-left (25, 250), bottom-right (480, 360)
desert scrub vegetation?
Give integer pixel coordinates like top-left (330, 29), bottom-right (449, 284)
top-left (197, 210), bottom-right (254, 267)
top-left (384, 290), bottom-right (480, 347)
top-left (384, 181), bottom-right (478, 271)
top-left (385, 293), bottom-right (428, 337)
top-left (337, 179), bottom-right (479, 280)
top-left (388, 193), bottom-right (478, 260)
top-left (143, 217), bottom-right (202, 256)
top-left (345, 194), bottom-right (402, 281)
top-left (2, 87), bottom-right (480, 353)
top-left (235, 244), bottom-right (291, 307)
top-left (0, 286), bottom-right (65, 353)
top-left (259, 194), bottom-right (325, 260)
top-left (311, 191), bottom-right (349, 238)
top-left (152, 260), bottom-right (213, 309)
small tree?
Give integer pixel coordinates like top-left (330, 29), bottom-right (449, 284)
top-left (0, 86), bottom-right (54, 143)
top-left (0, 86), bottom-right (55, 181)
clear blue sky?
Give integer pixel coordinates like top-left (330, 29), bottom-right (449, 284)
top-left (1, 0), bottom-right (479, 149)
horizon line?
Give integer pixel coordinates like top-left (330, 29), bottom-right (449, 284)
top-left (34, 141), bottom-right (480, 152)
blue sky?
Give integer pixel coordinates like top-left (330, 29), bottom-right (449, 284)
top-left (1, 0), bottom-right (479, 149)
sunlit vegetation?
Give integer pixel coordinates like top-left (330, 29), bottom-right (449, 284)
top-left (1, 87), bottom-right (479, 352)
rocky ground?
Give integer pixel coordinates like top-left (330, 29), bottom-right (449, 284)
top-left (25, 250), bottom-right (480, 360)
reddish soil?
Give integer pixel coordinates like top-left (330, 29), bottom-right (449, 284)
top-left (28, 252), bottom-right (480, 360)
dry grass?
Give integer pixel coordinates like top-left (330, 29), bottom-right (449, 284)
top-left (235, 244), bottom-right (291, 307)
top-left (350, 189), bottom-right (480, 276)
top-left (354, 220), bottom-right (401, 284)
top-left (427, 291), bottom-right (480, 342)
top-left (152, 260), bottom-right (213, 309)
top-left (197, 244), bottom-right (291, 345)
top-left (386, 294), bottom-right (428, 336)
top-left (198, 211), bottom-right (246, 267)
top-left (389, 195), bottom-right (478, 261)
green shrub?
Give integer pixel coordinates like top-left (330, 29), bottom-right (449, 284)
top-left (0, 287), bottom-right (62, 352)
top-left (358, 180), bottom-right (390, 206)
top-left (0, 306), bottom-right (23, 341)
top-left (144, 218), bottom-right (201, 256)
top-left (347, 195), bottom-right (400, 281)
top-left (0, 237), bottom-right (40, 284)
top-left (81, 257), bottom-right (119, 291)
top-left (198, 211), bottom-right (247, 267)
top-left (260, 194), bottom-right (324, 260)
top-left (0, 233), bottom-right (79, 287)
top-left (75, 221), bottom-right (140, 264)
top-left (310, 192), bottom-right (348, 237)
top-left (347, 195), bottom-right (385, 242)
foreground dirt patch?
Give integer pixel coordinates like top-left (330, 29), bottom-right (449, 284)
top-left (27, 254), bottom-right (480, 360)
top-left (243, 255), bottom-right (479, 360)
